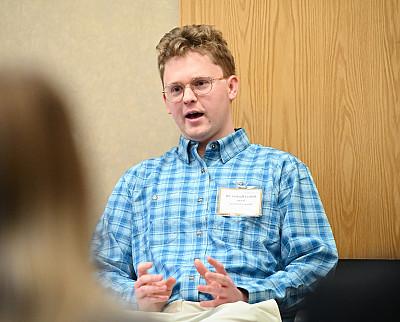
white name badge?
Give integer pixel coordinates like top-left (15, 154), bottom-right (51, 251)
top-left (217, 188), bottom-right (262, 217)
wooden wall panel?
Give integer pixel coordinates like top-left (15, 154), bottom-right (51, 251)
top-left (181, 0), bottom-right (400, 258)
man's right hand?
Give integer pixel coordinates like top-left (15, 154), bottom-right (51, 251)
top-left (134, 262), bottom-right (176, 312)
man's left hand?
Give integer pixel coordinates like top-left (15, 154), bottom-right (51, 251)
top-left (194, 256), bottom-right (248, 307)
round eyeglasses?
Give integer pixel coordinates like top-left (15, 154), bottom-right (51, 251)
top-left (162, 76), bottom-right (225, 103)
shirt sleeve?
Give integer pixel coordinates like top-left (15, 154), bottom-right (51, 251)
top-left (91, 174), bottom-right (138, 309)
top-left (246, 159), bottom-right (338, 313)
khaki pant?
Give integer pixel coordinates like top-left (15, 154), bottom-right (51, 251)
top-left (147, 299), bottom-right (282, 322)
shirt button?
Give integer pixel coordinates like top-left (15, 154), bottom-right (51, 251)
top-left (211, 143), bottom-right (217, 149)
top-left (196, 230), bottom-right (202, 236)
top-left (201, 168), bottom-right (206, 174)
top-left (197, 197), bottom-right (203, 203)
top-left (152, 194), bottom-right (158, 200)
top-left (189, 275), bottom-right (195, 281)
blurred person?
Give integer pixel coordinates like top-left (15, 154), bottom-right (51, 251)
top-left (0, 69), bottom-right (153, 322)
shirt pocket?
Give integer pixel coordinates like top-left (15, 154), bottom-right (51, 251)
top-left (148, 217), bottom-right (179, 246)
top-left (210, 215), bottom-right (280, 253)
top-left (148, 191), bottom-right (182, 246)
top-left (210, 177), bottom-right (280, 253)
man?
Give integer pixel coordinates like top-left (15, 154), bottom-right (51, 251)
top-left (92, 24), bottom-right (338, 321)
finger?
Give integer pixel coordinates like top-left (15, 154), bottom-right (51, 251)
top-left (165, 276), bottom-right (176, 290)
top-left (152, 280), bottom-right (167, 286)
top-left (152, 277), bottom-right (175, 287)
top-left (154, 282), bottom-right (174, 296)
top-left (204, 271), bottom-right (232, 286)
top-left (135, 284), bottom-right (167, 297)
top-left (194, 259), bottom-right (209, 277)
top-left (137, 262), bottom-right (153, 277)
top-left (197, 283), bottom-right (222, 297)
top-left (149, 277), bottom-right (175, 295)
top-left (148, 295), bottom-right (170, 301)
top-left (207, 256), bottom-right (227, 275)
top-left (135, 274), bottom-right (163, 288)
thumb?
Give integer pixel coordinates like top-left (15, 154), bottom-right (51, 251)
top-left (137, 262), bottom-right (153, 277)
top-left (165, 276), bottom-right (176, 289)
top-left (194, 258), bottom-right (208, 277)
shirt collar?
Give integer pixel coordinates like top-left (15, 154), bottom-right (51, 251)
top-left (177, 128), bottom-right (250, 164)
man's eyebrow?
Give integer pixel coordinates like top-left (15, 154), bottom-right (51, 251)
top-left (165, 76), bottom-right (209, 87)
top-left (165, 81), bottom-right (183, 87)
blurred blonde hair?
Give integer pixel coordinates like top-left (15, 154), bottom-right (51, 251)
top-left (0, 69), bottom-right (134, 322)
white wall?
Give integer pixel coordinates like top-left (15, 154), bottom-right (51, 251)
top-left (0, 0), bottom-right (180, 225)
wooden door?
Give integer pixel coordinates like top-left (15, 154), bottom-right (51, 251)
top-left (181, 0), bottom-right (400, 258)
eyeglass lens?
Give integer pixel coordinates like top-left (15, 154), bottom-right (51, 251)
top-left (164, 77), bottom-right (213, 102)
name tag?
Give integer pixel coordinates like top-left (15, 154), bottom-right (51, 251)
top-left (217, 188), bottom-right (262, 217)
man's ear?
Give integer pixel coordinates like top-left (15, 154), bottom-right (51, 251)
top-left (227, 75), bottom-right (239, 100)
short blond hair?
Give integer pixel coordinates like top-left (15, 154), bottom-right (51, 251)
top-left (156, 24), bottom-right (236, 83)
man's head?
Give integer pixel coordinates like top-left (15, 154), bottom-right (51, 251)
top-left (156, 24), bottom-right (236, 84)
top-left (156, 25), bottom-right (239, 155)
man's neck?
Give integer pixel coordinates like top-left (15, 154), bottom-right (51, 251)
top-left (197, 143), bottom-right (206, 157)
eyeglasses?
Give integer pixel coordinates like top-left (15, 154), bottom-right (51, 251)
top-left (162, 76), bottom-right (225, 103)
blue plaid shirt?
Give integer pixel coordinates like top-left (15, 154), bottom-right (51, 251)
top-left (92, 128), bottom-right (338, 312)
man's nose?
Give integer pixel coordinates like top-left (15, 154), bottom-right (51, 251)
top-left (182, 85), bottom-right (197, 103)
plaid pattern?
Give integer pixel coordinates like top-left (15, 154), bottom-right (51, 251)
top-left (92, 129), bottom-right (338, 311)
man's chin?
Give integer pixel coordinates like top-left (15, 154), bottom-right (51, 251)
top-left (184, 133), bottom-right (210, 144)
top-left (181, 128), bottom-right (207, 141)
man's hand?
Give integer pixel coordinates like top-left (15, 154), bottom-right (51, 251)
top-left (194, 256), bottom-right (248, 307)
top-left (134, 262), bottom-right (176, 312)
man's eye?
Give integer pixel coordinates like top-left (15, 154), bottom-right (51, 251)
top-left (193, 79), bottom-right (210, 89)
top-left (169, 85), bottom-right (183, 96)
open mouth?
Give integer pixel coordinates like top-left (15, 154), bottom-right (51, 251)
top-left (185, 112), bottom-right (204, 119)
